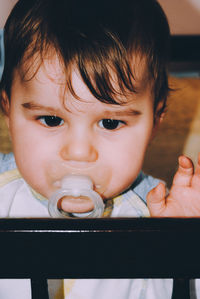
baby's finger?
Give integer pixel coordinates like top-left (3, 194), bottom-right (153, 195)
top-left (147, 182), bottom-right (166, 216)
top-left (191, 153), bottom-right (200, 191)
top-left (194, 153), bottom-right (200, 175)
top-left (172, 155), bottom-right (194, 187)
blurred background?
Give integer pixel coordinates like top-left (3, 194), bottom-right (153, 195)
top-left (0, 0), bottom-right (200, 187)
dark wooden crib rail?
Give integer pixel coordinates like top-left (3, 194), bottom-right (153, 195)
top-left (0, 218), bottom-right (199, 299)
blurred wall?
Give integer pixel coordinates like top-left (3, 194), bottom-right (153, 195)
top-left (158, 0), bottom-right (200, 34)
top-left (0, 0), bottom-right (17, 28)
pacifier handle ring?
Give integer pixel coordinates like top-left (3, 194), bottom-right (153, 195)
top-left (48, 188), bottom-right (105, 218)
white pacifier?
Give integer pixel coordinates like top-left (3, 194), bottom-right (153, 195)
top-left (48, 174), bottom-right (105, 218)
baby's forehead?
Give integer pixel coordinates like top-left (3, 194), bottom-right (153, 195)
top-left (15, 52), bottom-right (152, 104)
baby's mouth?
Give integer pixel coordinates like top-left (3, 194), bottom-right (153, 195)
top-left (53, 180), bottom-right (103, 195)
top-left (48, 161), bottom-right (111, 196)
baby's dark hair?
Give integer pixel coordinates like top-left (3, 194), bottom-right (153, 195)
top-left (0, 0), bottom-right (170, 115)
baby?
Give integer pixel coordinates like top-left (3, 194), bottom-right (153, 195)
top-left (1, 0), bottom-right (200, 298)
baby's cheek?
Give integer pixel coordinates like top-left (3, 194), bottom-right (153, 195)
top-left (113, 155), bottom-right (144, 193)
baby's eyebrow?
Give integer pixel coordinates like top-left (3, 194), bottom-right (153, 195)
top-left (21, 102), bottom-right (60, 114)
top-left (102, 109), bottom-right (141, 117)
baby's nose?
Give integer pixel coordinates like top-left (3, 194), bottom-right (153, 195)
top-left (60, 133), bottom-right (98, 163)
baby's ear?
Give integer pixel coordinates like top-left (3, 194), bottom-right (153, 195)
top-left (0, 90), bottom-right (10, 114)
top-left (0, 90), bottom-right (10, 127)
top-left (155, 111), bottom-right (165, 127)
top-left (151, 102), bottom-right (165, 140)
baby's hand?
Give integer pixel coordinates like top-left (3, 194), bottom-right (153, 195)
top-left (147, 154), bottom-right (200, 217)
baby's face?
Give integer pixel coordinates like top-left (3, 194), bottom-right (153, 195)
top-left (5, 60), bottom-right (156, 201)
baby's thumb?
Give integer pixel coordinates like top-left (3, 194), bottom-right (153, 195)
top-left (146, 182), bottom-right (166, 216)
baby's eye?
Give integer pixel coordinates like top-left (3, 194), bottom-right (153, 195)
top-left (98, 119), bottom-right (125, 130)
top-left (37, 116), bottom-right (64, 127)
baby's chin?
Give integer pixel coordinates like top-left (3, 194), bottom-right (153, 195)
top-left (102, 181), bottom-right (135, 200)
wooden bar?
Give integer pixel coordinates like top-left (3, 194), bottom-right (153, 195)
top-left (0, 218), bottom-right (199, 279)
top-left (31, 279), bottom-right (49, 299)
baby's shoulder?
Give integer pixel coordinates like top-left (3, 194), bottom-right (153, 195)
top-left (0, 153), bottom-right (16, 173)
